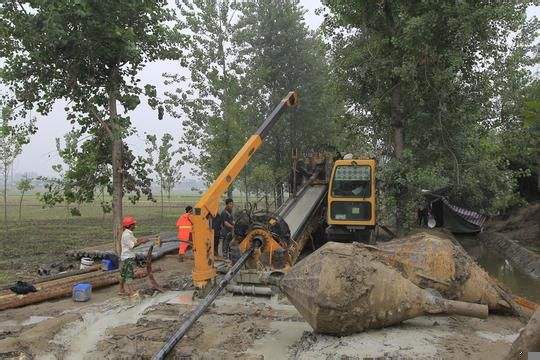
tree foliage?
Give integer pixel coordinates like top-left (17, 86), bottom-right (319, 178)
top-left (167, 0), bottom-right (245, 198)
top-left (170, 0), bottom-right (343, 206)
top-left (145, 133), bottom-right (185, 216)
top-left (233, 0), bottom-right (342, 205)
top-left (323, 0), bottom-right (539, 229)
top-left (0, 0), bottom-right (185, 250)
top-left (16, 175), bottom-right (33, 221)
top-left (0, 99), bottom-right (36, 230)
top-left (36, 129), bottom-right (154, 215)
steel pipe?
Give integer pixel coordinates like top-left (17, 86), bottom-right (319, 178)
top-left (226, 284), bottom-right (273, 296)
top-left (152, 241), bottom-right (262, 360)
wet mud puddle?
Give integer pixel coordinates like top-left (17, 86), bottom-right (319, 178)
top-left (51, 291), bottom-right (182, 359)
top-left (458, 236), bottom-right (540, 302)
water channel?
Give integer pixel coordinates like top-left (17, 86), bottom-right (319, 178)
top-left (457, 235), bottom-right (540, 303)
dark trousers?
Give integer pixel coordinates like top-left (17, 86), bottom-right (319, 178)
top-left (220, 232), bottom-right (233, 258)
top-left (214, 233), bottom-right (220, 255)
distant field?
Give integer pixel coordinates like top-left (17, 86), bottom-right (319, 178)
top-left (0, 191), bottom-right (256, 286)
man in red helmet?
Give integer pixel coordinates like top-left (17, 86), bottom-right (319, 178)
top-left (119, 216), bottom-right (149, 296)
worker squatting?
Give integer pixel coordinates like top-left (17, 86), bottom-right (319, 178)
top-left (117, 199), bottom-right (236, 296)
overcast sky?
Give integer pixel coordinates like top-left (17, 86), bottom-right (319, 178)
top-left (10, 2), bottom-right (540, 178)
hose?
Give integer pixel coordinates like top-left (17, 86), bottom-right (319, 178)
top-left (152, 238), bottom-right (263, 360)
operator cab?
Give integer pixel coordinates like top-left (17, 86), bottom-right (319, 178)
top-left (326, 159), bottom-right (376, 242)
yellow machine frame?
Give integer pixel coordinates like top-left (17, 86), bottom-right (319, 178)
top-left (327, 159), bottom-right (377, 227)
top-left (191, 91), bottom-right (298, 289)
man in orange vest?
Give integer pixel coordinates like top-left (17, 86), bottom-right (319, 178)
top-left (176, 206), bottom-right (193, 261)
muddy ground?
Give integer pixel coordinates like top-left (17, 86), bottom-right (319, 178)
top-left (0, 256), bottom-right (526, 360)
top-left (488, 203), bottom-right (540, 252)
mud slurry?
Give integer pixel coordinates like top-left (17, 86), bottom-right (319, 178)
top-left (0, 256), bottom-right (526, 360)
top-left (0, 289), bottom-right (525, 360)
top-left (92, 293), bottom-right (306, 359)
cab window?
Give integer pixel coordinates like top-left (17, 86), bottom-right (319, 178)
top-left (331, 165), bottom-right (371, 197)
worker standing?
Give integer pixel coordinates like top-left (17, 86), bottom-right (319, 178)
top-left (119, 216), bottom-right (149, 297)
top-left (176, 206), bottom-right (193, 261)
top-left (219, 198), bottom-right (235, 257)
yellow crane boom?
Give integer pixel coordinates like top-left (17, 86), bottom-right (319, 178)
top-left (191, 91), bottom-right (298, 288)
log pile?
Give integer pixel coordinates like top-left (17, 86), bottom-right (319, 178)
top-left (0, 268), bottom-right (157, 311)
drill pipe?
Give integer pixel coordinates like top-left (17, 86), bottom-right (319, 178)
top-left (226, 284), bottom-right (273, 296)
top-left (152, 240), bottom-right (262, 360)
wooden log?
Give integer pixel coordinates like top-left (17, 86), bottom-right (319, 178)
top-left (505, 308), bottom-right (540, 359)
top-left (0, 265), bottom-right (101, 291)
top-left (0, 270), bottom-right (120, 300)
top-left (0, 266), bottom-right (101, 293)
top-left (0, 268), bottom-right (159, 311)
top-left (0, 273), bottom-right (119, 311)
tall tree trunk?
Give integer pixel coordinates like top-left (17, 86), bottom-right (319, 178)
top-left (160, 181), bottom-right (164, 218)
top-left (18, 191), bottom-right (24, 221)
top-left (217, 27), bottom-right (234, 201)
top-left (391, 80), bottom-right (405, 235)
top-left (109, 95), bottom-right (123, 255)
top-left (101, 187), bottom-right (106, 222)
top-left (3, 166), bottom-right (7, 233)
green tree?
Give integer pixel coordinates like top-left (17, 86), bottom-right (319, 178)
top-left (323, 0), bottom-right (538, 231)
top-left (36, 164), bottom-right (80, 218)
top-left (145, 133), bottom-right (184, 217)
top-left (170, 0), bottom-right (342, 205)
top-left (1, 1), bottom-right (185, 252)
top-left (0, 100), bottom-right (36, 231)
top-left (168, 0), bottom-right (244, 198)
top-left (233, 0), bottom-right (342, 206)
top-left (522, 80), bottom-right (540, 194)
top-left (16, 175), bottom-right (33, 221)
top-left (40, 130), bottom-right (154, 218)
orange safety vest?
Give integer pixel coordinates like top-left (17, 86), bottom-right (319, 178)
top-left (176, 213), bottom-right (193, 241)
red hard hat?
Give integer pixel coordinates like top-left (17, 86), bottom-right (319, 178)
top-left (122, 216), bottom-right (136, 227)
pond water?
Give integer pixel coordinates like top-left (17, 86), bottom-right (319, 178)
top-left (457, 235), bottom-right (540, 303)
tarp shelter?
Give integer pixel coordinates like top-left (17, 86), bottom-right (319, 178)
top-left (421, 189), bottom-right (488, 234)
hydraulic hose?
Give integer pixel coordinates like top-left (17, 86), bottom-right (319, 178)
top-left (152, 238), bottom-right (263, 360)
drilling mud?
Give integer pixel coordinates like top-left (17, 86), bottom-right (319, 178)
top-left (363, 231), bottom-right (514, 312)
top-left (280, 241), bottom-right (488, 335)
top-left (0, 249), bottom-right (529, 359)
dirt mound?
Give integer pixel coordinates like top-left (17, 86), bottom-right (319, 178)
top-left (280, 241), bottom-right (487, 335)
top-left (370, 231), bottom-right (514, 312)
top-left (490, 203), bottom-right (540, 252)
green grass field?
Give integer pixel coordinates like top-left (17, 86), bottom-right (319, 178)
top-left (0, 191), bottom-right (257, 286)
top-left (0, 189), bottom-right (275, 286)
